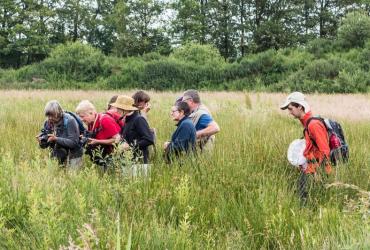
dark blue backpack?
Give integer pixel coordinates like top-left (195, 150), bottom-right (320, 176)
top-left (63, 111), bottom-right (86, 135)
top-left (306, 117), bottom-right (349, 166)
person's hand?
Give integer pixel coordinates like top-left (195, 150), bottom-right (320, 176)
top-left (196, 130), bottom-right (203, 138)
top-left (163, 141), bottom-right (170, 149)
top-left (143, 102), bottom-right (151, 113)
top-left (35, 135), bottom-right (41, 143)
top-left (121, 142), bottom-right (130, 150)
top-left (87, 138), bottom-right (99, 145)
top-left (47, 134), bottom-right (57, 143)
top-left (299, 163), bottom-right (307, 172)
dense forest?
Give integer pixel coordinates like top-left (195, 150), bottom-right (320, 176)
top-left (1, 0), bottom-right (370, 92)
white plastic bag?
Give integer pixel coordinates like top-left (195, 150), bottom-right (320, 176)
top-left (287, 139), bottom-right (307, 168)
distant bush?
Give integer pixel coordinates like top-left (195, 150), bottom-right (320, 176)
top-left (307, 38), bottom-right (334, 58)
top-left (338, 11), bottom-right (370, 49)
top-left (104, 57), bottom-right (145, 89)
top-left (275, 57), bottom-right (363, 93)
top-left (223, 49), bottom-right (287, 88)
top-left (334, 70), bottom-right (370, 93)
top-left (356, 42), bottom-right (370, 71)
top-left (18, 42), bottom-right (109, 83)
top-left (0, 41), bottom-right (370, 93)
top-left (171, 43), bottom-right (225, 66)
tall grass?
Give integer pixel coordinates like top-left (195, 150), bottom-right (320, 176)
top-left (0, 91), bottom-right (369, 249)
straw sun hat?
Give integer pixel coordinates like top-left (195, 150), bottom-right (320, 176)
top-left (110, 95), bottom-right (138, 111)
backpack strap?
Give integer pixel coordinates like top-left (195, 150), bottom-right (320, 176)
top-left (92, 113), bottom-right (106, 135)
top-left (65, 111), bottom-right (86, 134)
top-left (60, 114), bottom-right (69, 137)
top-left (304, 116), bottom-right (326, 148)
top-left (63, 114), bottom-right (69, 131)
top-left (304, 116), bottom-right (332, 166)
top-left (104, 111), bottom-right (124, 124)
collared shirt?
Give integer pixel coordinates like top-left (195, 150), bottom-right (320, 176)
top-left (189, 104), bottom-right (213, 131)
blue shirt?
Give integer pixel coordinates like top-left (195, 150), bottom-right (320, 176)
top-left (168, 117), bottom-right (196, 155)
top-left (195, 114), bottom-right (213, 131)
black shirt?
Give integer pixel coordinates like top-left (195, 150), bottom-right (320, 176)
top-left (121, 111), bottom-right (154, 163)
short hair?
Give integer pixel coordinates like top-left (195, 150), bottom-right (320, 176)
top-left (132, 91), bottom-right (150, 106)
top-left (44, 100), bottom-right (63, 118)
top-left (174, 96), bottom-right (183, 105)
top-left (183, 89), bottom-right (200, 103)
top-left (75, 100), bottom-right (96, 115)
top-left (176, 101), bottom-right (191, 116)
top-left (107, 95), bottom-right (118, 110)
top-left (289, 102), bottom-right (305, 112)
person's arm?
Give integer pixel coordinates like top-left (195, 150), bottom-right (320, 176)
top-left (88, 134), bottom-right (120, 146)
top-left (54, 118), bottom-right (80, 148)
top-left (196, 120), bottom-right (220, 138)
top-left (86, 115), bottom-right (121, 146)
top-left (308, 121), bottom-right (330, 164)
top-left (134, 116), bottom-right (154, 148)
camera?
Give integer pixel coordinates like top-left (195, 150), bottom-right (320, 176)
top-left (80, 130), bottom-right (96, 147)
top-left (38, 128), bottom-right (54, 148)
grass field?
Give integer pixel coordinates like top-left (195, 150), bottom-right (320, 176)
top-left (0, 90), bottom-right (369, 249)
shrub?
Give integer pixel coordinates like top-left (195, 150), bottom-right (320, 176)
top-left (338, 11), bottom-right (370, 49)
top-left (279, 48), bottom-right (313, 72)
top-left (307, 38), bottom-right (334, 58)
top-left (171, 43), bottom-right (225, 67)
top-left (357, 43), bottom-right (370, 71)
top-left (334, 70), bottom-right (369, 93)
top-left (16, 42), bottom-right (110, 83)
top-left (104, 57), bottom-right (145, 89)
top-left (303, 58), bottom-right (354, 81)
top-left (138, 59), bottom-right (187, 90)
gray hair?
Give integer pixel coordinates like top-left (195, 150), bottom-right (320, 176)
top-left (44, 100), bottom-right (63, 118)
top-left (75, 100), bottom-right (96, 115)
top-left (183, 89), bottom-right (200, 103)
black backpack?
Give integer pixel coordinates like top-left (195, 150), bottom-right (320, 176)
top-left (305, 117), bottom-right (349, 166)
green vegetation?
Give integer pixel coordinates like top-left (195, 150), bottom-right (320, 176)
top-left (0, 91), bottom-right (369, 249)
top-left (1, 10), bottom-right (370, 93)
top-left (1, 40), bottom-right (370, 92)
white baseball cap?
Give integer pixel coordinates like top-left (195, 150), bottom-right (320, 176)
top-left (280, 92), bottom-right (310, 112)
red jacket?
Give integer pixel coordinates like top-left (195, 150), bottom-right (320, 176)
top-left (300, 112), bottom-right (332, 174)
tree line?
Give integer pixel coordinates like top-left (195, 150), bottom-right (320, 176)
top-left (1, 0), bottom-right (370, 68)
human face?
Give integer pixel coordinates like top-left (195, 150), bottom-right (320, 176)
top-left (136, 101), bottom-right (147, 110)
top-left (170, 106), bottom-right (184, 121)
top-left (183, 97), bottom-right (195, 111)
top-left (47, 114), bottom-right (61, 124)
top-left (287, 104), bottom-right (305, 119)
top-left (78, 112), bottom-right (96, 125)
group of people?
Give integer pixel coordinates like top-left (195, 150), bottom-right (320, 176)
top-left (36, 89), bottom-right (220, 170)
top-left (37, 89), bottom-right (338, 203)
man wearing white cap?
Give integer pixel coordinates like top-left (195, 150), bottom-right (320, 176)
top-left (280, 92), bottom-right (332, 203)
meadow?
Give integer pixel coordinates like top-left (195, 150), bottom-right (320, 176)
top-left (0, 90), bottom-right (369, 249)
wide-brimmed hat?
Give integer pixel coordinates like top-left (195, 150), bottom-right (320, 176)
top-left (280, 92), bottom-right (310, 112)
top-left (110, 95), bottom-right (138, 111)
